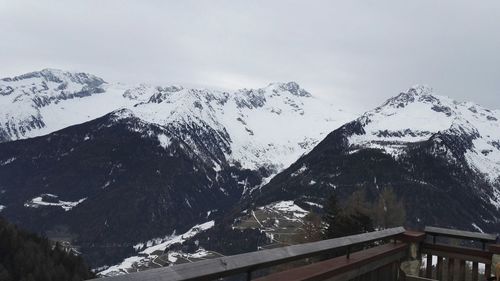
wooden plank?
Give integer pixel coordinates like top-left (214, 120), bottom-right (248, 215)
top-left (253, 243), bottom-right (408, 281)
top-left (94, 227), bottom-right (405, 281)
top-left (471, 262), bottom-right (478, 281)
top-left (436, 256), bottom-right (443, 280)
top-left (488, 244), bottom-right (500, 254)
top-left (458, 259), bottom-right (465, 281)
top-left (398, 230), bottom-right (426, 243)
top-left (424, 226), bottom-right (497, 242)
top-left (369, 268), bottom-right (377, 281)
top-left (426, 254), bottom-right (433, 278)
top-left (406, 276), bottom-right (438, 281)
top-left (484, 263), bottom-right (491, 281)
top-left (421, 243), bottom-right (492, 264)
top-left (447, 258), bottom-right (454, 281)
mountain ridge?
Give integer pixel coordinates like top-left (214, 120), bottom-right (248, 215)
top-left (249, 85), bottom-right (500, 233)
top-left (0, 68), bottom-right (354, 172)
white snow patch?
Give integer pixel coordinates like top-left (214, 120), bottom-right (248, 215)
top-left (98, 256), bottom-right (144, 276)
top-left (471, 223), bottom-right (484, 233)
top-left (100, 221), bottom-right (215, 277)
top-left (139, 221), bottom-right (215, 255)
top-left (291, 164), bottom-right (308, 177)
top-left (304, 201), bottom-right (323, 208)
top-left (184, 198), bottom-right (192, 208)
top-left (0, 157), bottom-right (16, 165)
top-left (260, 200), bottom-right (308, 220)
top-left (157, 134), bottom-right (171, 149)
top-left (489, 188), bottom-right (500, 210)
top-left (24, 194), bottom-right (86, 211)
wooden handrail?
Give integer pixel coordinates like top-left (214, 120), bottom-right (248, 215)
top-left (422, 226), bottom-right (498, 280)
top-left (421, 243), bottom-right (492, 264)
top-left (424, 226), bottom-right (497, 242)
top-left (254, 243), bottom-right (408, 281)
top-left (93, 227), bottom-right (405, 281)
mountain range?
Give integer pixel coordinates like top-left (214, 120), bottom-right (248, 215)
top-left (252, 85), bottom-right (500, 232)
top-left (0, 69), bottom-right (499, 275)
top-left (0, 69), bottom-right (352, 268)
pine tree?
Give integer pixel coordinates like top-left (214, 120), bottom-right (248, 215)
top-left (0, 216), bottom-right (95, 281)
top-left (323, 193), bottom-right (374, 239)
top-left (323, 195), bottom-right (341, 238)
top-left (374, 187), bottom-right (406, 229)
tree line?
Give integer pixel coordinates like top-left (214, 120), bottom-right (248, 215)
top-left (0, 216), bottom-right (95, 281)
top-left (296, 187), bottom-right (406, 243)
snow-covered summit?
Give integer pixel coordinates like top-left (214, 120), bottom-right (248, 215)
top-left (112, 80), bottom-right (353, 171)
top-left (350, 86), bottom-right (500, 183)
top-left (0, 69), bottom-right (354, 173)
top-left (1, 68), bottom-right (105, 85)
top-left (0, 69), bottom-right (108, 141)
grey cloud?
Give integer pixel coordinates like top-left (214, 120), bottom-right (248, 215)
top-left (1, 0), bottom-right (499, 110)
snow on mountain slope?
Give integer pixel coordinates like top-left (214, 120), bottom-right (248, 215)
top-left (349, 85), bottom-right (500, 183)
top-left (99, 221), bottom-right (215, 277)
top-left (0, 69), bottom-right (109, 140)
top-left (129, 82), bottom-right (353, 171)
top-left (251, 86), bottom-right (500, 233)
top-left (0, 69), bottom-right (355, 173)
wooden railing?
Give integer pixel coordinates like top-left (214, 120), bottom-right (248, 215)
top-left (93, 227), bottom-right (406, 281)
top-left (253, 242), bottom-right (407, 281)
top-left (92, 226), bottom-right (499, 281)
top-left (421, 226), bottom-right (498, 281)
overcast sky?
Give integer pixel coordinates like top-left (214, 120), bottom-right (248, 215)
top-left (1, 0), bottom-right (499, 110)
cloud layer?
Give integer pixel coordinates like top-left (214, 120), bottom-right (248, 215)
top-left (1, 0), bottom-right (499, 109)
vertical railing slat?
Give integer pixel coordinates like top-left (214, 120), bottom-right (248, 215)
top-left (458, 259), bottom-right (465, 281)
top-left (471, 262), bottom-right (478, 281)
top-left (484, 263), bottom-right (491, 281)
top-left (447, 258), bottom-right (454, 281)
top-left (426, 254), bottom-right (433, 278)
top-left (437, 256), bottom-right (443, 280)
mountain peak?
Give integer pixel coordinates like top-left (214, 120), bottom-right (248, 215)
top-left (266, 81), bottom-right (312, 97)
top-left (1, 68), bottom-right (105, 86)
top-left (378, 85), bottom-right (443, 110)
top-left (408, 84), bottom-right (434, 96)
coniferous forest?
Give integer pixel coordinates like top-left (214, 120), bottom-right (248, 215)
top-left (0, 216), bottom-right (95, 281)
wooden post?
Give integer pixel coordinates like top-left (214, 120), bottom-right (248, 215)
top-left (369, 268), bottom-right (378, 281)
top-left (447, 258), bottom-right (454, 281)
top-left (489, 244), bottom-right (500, 281)
top-left (398, 230), bottom-right (426, 277)
top-left (436, 256), bottom-right (443, 280)
top-left (426, 254), bottom-right (433, 278)
top-left (484, 264), bottom-right (491, 281)
top-left (458, 260), bottom-right (465, 281)
top-left (471, 262), bottom-right (478, 281)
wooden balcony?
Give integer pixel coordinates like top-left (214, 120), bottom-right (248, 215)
top-left (92, 226), bottom-right (499, 281)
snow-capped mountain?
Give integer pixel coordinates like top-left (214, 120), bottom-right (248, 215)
top-left (0, 69), bottom-right (354, 268)
top-left (0, 69), bottom-right (108, 141)
top-left (0, 68), bottom-right (354, 172)
top-left (3, 69), bottom-right (499, 272)
top-left (252, 86), bottom-right (500, 233)
top-left (0, 110), bottom-right (262, 267)
top-left (350, 85), bottom-right (500, 184)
